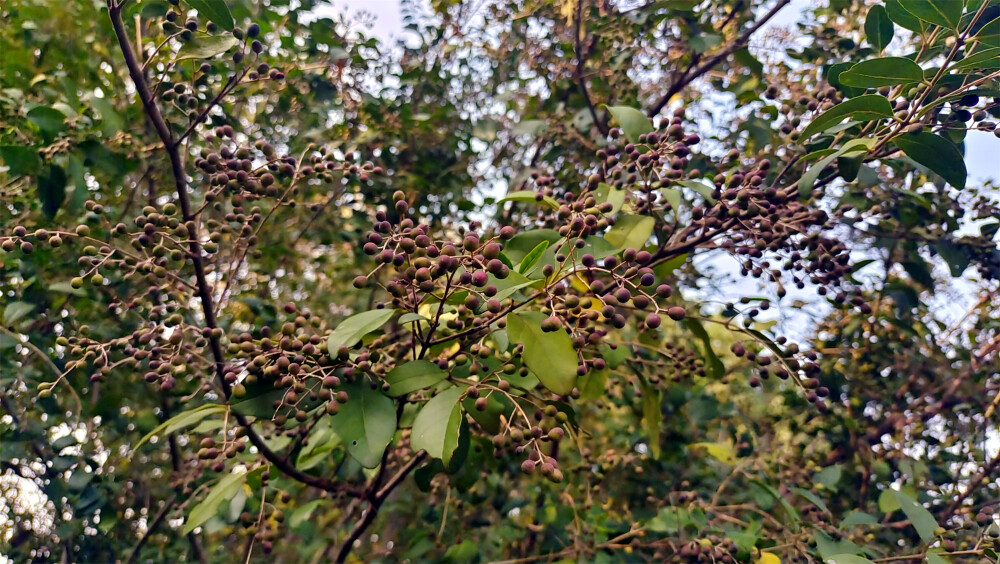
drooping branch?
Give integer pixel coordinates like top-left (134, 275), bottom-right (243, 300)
top-left (106, 1), bottom-right (352, 495)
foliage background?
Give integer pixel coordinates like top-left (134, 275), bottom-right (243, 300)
top-left (1, 0), bottom-right (999, 563)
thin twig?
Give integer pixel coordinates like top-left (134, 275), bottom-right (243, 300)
top-left (647, 0), bottom-right (792, 118)
top-left (124, 494), bottom-right (178, 564)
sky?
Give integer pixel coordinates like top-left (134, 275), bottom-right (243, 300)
top-left (317, 0), bottom-right (999, 183)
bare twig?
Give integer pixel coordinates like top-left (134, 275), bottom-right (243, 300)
top-left (647, 0), bottom-right (792, 118)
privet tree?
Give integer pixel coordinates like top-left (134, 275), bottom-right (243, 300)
top-left (2, 0), bottom-right (999, 562)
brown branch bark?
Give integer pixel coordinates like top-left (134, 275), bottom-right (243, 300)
top-left (333, 451), bottom-right (428, 563)
top-left (106, 1), bottom-right (350, 495)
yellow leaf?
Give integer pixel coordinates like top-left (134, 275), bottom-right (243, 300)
top-left (568, 272), bottom-right (590, 293)
top-left (689, 441), bottom-right (736, 465)
top-left (443, 341), bottom-right (461, 357)
top-left (757, 552), bottom-right (781, 564)
top-left (560, 0), bottom-right (577, 29)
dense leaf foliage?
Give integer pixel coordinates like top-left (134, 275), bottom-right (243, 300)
top-left (2, 0), bottom-right (1000, 563)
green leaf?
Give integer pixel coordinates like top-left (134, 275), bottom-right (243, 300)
top-left (639, 378), bottom-right (661, 459)
top-left (793, 487), bottom-right (830, 515)
top-left (815, 465), bottom-right (843, 491)
top-left (498, 190), bottom-right (559, 209)
top-left (492, 273), bottom-right (541, 302)
top-left (501, 230), bottom-right (561, 264)
top-left (411, 386), bottom-right (464, 465)
top-left (925, 553), bottom-right (950, 564)
top-left (840, 511), bottom-right (879, 528)
top-left (878, 488), bottom-right (901, 513)
top-left (594, 182), bottom-right (626, 214)
top-left (891, 489), bottom-right (938, 542)
top-left (443, 539), bottom-right (478, 562)
top-left (288, 500), bottom-right (327, 529)
top-left (512, 119), bottom-right (546, 136)
top-left (517, 240), bottom-right (550, 275)
top-left (496, 251), bottom-right (514, 271)
top-left (463, 393), bottom-right (513, 435)
top-left (38, 164), bottom-right (67, 219)
top-left (227, 486), bottom-right (247, 522)
top-left (752, 479), bottom-right (801, 530)
top-left (683, 318), bottom-right (724, 378)
top-left (577, 368), bottom-right (607, 400)
top-left (936, 239), bottom-right (971, 277)
top-left (0, 145), bottom-right (41, 177)
top-left (398, 312), bottom-right (429, 324)
top-left (675, 179), bottom-right (717, 204)
top-left (183, 469), bottom-right (246, 534)
top-left (3, 301), bottom-right (35, 326)
top-left (827, 62), bottom-right (867, 98)
top-left (800, 138), bottom-right (875, 199)
top-left (648, 506), bottom-right (702, 533)
top-left (134, 404), bottom-right (227, 452)
top-left (690, 32), bottom-right (722, 53)
top-left (230, 385), bottom-right (306, 418)
top-left (185, 0), bottom-right (235, 30)
top-left (902, 257), bottom-right (934, 288)
top-left (385, 360), bottom-right (448, 397)
top-left (973, 16), bottom-right (1000, 47)
top-left (327, 308), bottom-right (396, 352)
top-left (48, 281), bottom-right (86, 297)
top-left (897, 0), bottom-right (962, 29)
top-left (826, 555), bottom-right (875, 564)
top-left (838, 154), bottom-right (863, 181)
top-left (330, 378), bottom-right (396, 468)
top-left (27, 106), bottom-right (67, 142)
top-left (653, 252), bottom-right (688, 280)
top-left (295, 422), bottom-right (341, 471)
top-left (605, 214), bottom-right (655, 251)
top-left (604, 105), bottom-right (653, 143)
top-left (90, 96), bottom-right (124, 136)
top-left (885, 0), bottom-right (927, 32)
top-left (505, 311), bottom-right (578, 395)
top-left (839, 57), bottom-right (924, 88)
top-left (660, 187), bottom-right (681, 214)
top-left (176, 34), bottom-right (240, 61)
top-left (865, 5), bottom-right (894, 52)
top-left (0, 332), bottom-right (19, 351)
top-left (801, 95), bottom-right (893, 139)
top-left (892, 132), bottom-right (967, 189)
top-left (952, 47), bottom-right (1000, 71)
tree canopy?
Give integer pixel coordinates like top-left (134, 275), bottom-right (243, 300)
top-left (2, 0), bottom-right (999, 562)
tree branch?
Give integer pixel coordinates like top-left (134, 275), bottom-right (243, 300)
top-left (333, 451), bottom-right (427, 564)
top-left (106, 2), bottom-right (353, 495)
top-left (647, 0), bottom-right (791, 118)
top-left (124, 493), bottom-right (178, 564)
